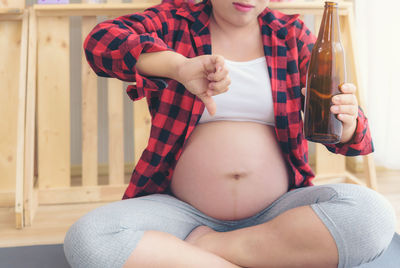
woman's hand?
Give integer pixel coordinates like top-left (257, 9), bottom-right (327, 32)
top-left (302, 83), bottom-right (358, 144)
top-left (176, 55), bottom-right (230, 116)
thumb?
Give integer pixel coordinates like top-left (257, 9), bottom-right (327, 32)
top-left (198, 94), bottom-right (216, 116)
top-left (301, 87), bottom-right (306, 96)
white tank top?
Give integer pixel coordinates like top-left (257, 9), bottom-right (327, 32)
top-left (198, 56), bottom-right (275, 126)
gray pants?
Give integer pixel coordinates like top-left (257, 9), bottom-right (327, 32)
top-left (63, 183), bottom-right (397, 268)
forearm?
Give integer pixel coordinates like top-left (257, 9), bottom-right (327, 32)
top-left (136, 51), bottom-right (187, 82)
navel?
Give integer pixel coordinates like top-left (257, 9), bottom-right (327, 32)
top-left (228, 172), bottom-right (247, 180)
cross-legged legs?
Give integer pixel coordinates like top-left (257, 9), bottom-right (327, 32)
top-left (63, 184), bottom-right (396, 268)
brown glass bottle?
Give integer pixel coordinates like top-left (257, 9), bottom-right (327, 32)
top-left (304, 1), bottom-right (346, 144)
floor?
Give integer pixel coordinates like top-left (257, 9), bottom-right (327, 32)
top-left (0, 244), bottom-right (70, 268)
top-left (0, 169), bottom-right (399, 248)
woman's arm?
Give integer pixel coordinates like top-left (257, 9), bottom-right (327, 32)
top-left (135, 51), bottom-right (230, 116)
top-left (135, 51), bottom-right (186, 82)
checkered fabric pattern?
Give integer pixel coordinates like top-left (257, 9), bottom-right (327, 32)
top-left (83, 0), bottom-right (374, 199)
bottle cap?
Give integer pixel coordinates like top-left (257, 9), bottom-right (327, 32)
top-left (325, 1), bottom-right (338, 7)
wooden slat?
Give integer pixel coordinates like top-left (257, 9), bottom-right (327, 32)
top-left (315, 143), bottom-right (346, 176)
top-left (0, 0), bottom-right (24, 9)
top-left (271, 4), bottom-right (350, 16)
top-left (0, 8), bottom-right (23, 21)
top-left (107, 0), bottom-right (125, 3)
top-left (0, 14), bottom-right (23, 21)
top-left (107, 79), bottom-right (125, 185)
top-left (81, 16), bottom-right (98, 186)
top-left (345, 171), bottom-right (367, 187)
top-left (314, 13), bottom-right (322, 35)
top-left (0, 20), bottom-right (21, 191)
top-left (107, 0), bottom-right (124, 185)
top-left (38, 185), bottom-right (127, 204)
top-left (15, 11), bottom-right (29, 229)
top-left (134, 98), bottom-right (151, 165)
top-left (339, 9), bottom-right (363, 108)
top-left (24, 8), bottom-right (39, 227)
top-left (0, 8), bottom-right (23, 14)
top-left (37, 16), bottom-right (70, 189)
top-left (34, 2), bottom-right (159, 17)
top-left (364, 154), bottom-right (378, 190)
top-left (0, 191), bottom-right (15, 207)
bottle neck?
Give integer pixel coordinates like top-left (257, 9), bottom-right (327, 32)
top-left (318, 3), bottom-right (341, 43)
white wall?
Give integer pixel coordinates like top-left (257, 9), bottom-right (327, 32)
top-left (355, 0), bottom-right (400, 169)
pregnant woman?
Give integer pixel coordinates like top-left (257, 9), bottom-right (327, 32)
top-left (63, 0), bottom-right (396, 267)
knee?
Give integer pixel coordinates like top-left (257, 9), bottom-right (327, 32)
top-left (341, 184), bottom-right (397, 262)
top-left (63, 210), bottom-right (146, 268)
top-left (63, 215), bottom-right (97, 268)
top-left (63, 212), bottom-right (116, 268)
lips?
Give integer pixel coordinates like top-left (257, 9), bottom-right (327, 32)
top-left (233, 2), bottom-right (254, 8)
top-left (233, 2), bottom-right (255, 12)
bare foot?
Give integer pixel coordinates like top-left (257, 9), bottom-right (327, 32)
top-left (185, 225), bottom-right (216, 245)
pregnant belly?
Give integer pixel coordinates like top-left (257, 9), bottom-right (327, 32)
top-left (170, 121), bottom-right (290, 220)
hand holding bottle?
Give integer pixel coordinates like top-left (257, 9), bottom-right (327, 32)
top-left (302, 83), bottom-right (358, 144)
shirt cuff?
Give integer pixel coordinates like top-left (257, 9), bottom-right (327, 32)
top-left (127, 72), bottom-right (169, 101)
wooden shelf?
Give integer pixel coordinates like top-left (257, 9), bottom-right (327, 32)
top-left (269, 1), bottom-right (351, 15)
top-left (0, 8), bottom-right (24, 20)
top-left (0, 8), bottom-right (23, 14)
top-left (33, 2), bottom-right (159, 17)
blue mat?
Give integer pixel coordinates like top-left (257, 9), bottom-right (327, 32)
top-left (0, 233), bottom-right (398, 268)
top-left (0, 244), bottom-right (70, 268)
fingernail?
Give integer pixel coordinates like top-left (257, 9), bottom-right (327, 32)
top-left (217, 66), bottom-right (222, 72)
top-left (331, 106), bottom-right (339, 113)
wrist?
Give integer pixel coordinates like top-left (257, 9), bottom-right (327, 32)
top-left (340, 120), bottom-right (357, 144)
top-left (171, 54), bottom-right (189, 83)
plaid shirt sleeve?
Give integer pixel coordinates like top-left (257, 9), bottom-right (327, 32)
top-left (83, 4), bottom-right (173, 100)
top-left (325, 108), bottom-right (374, 156)
top-left (296, 20), bottom-right (374, 157)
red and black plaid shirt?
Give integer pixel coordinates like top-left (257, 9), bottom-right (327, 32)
top-left (84, 0), bottom-right (374, 199)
